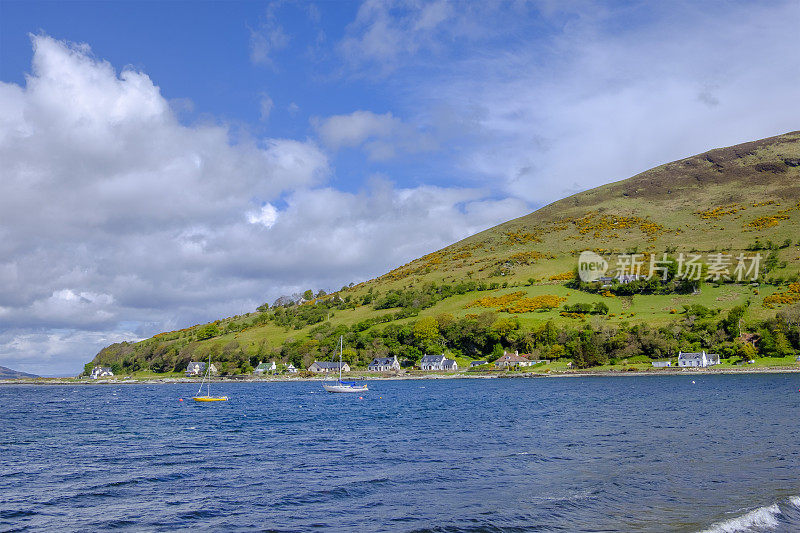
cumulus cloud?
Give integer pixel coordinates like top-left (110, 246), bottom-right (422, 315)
top-left (0, 34), bottom-right (521, 375)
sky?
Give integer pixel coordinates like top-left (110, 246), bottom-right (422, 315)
top-left (1, 0), bottom-right (799, 376)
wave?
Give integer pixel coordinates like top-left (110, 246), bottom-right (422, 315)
top-left (700, 496), bottom-right (800, 533)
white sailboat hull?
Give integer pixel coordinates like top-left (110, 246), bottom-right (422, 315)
top-left (323, 383), bottom-right (368, 393)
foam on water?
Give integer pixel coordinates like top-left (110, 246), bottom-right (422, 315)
top-left (700, 503), bottom-right (782, 533)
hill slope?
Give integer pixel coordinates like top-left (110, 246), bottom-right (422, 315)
top-left (89, 131), bottom-right (800, 374)
top-left (368, 130), bottom-right (800, 289)
top-left (0, 365), bottom-right (39, 379)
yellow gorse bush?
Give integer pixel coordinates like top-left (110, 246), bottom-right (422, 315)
top-left (467, 292), bottom-right (566, 313)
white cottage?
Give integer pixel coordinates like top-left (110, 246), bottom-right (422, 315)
top-left (253, 361), bottom-right (277, 375)
top-left (651, 360), bottom-right (672, 368)
top-left (308, 361), bottom-right (350, 373)
top-left (420, 354), bottom-right (458, 371)
top-left (678, 351), bottom-right (720, 368)
top-left (368, 356), bottom-right (400, 372)
top-left (90, 366), bottom-right (114, 379)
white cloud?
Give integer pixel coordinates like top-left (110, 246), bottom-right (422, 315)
top-left (313, 110), bottom-right (435, 160)
top-left (0, 329), bottom-right (142, 377)
top-left (413, 1), bottom-right (800, 204)
top-left (314, 110), bottom-right (398, 149)
top-left (247, 203), bottom-right (279, 228)
top-left (0, 34), bottom-right (523, 375)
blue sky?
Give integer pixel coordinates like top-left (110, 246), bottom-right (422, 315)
top-left (1, 0), bottom-right (799, 375)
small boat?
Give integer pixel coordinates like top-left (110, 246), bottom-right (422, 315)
top-left (323, 336), bottom-right (368, 394)
top-left (193, 354), bottom-right (228, 402)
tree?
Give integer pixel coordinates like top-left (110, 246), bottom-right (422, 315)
top-left (413, 316), bottom-right (440, 349)
top-left (489, 343), bottom-right (504, 362)
top-left (721, 306), bottom-right (746, 339)
top-left (83, 362), bottom-right (94, 376)
top-left (303, 289), bottom-right (315, 301)
top-left (196, 323), bottom-right (220, 340)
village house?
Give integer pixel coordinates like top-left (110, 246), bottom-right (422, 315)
top-left (185, 361), bottom-right (216, 376)
top-left (470, 360), bottom-right (488, 367)
top-left (598, 276), bottom-right (616, 288)
top-left (441, 359), bottom-right (458, 371)
top-left (368, 356), bottom-right (400, 372)
top-left (90, 366), bottom-right (113, 379)
top-left (420, 354), bottom-right (458, 371)
top-left (286, 363), bottom-right (298, 373)
top-left (308, 361), bottom-right (350, 373)
top-left (494, 351), bottom-right (534, 368)
top-left (677, 351), bottom-right (720, 368)
top-left (185, 361), bottom-right (205, 376)
top-left (253, 361), bottom-right (276, 375)
top-left (651, 360), bottom-right (671, 368)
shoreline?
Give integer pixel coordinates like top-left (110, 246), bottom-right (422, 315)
top-left (3, 365), bottom-right (799, 385)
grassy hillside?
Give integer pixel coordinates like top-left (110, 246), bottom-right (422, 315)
top-left (88, 131), bottom-right (800, 375)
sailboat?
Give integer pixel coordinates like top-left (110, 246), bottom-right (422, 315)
top-left (193, 354), bottom-right (228, 402)
top-left (323, 336), bottom-right (368, 394)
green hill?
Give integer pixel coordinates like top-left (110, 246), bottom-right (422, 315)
top-left (89, 131), bottom-right (800, 374)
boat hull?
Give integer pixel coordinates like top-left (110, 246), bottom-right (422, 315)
top-left (322, 384), bottom-right (368, 393)
top-left (193, 396), bottom-right (228, 402)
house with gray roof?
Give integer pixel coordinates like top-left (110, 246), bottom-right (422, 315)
top-left (420, 354), bottom-right (458, 371)
top-left (470, 360), bottom-right (488, 367)
top-left (368, 356), bottom-right (400, 372)
top-left (678, 351), bottom-right (720, 368)
top-left (308, 361), bottom-right (350, 373)
top-left (185, 361), bottom-right (206, 376)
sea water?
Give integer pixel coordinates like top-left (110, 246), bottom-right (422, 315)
top-left (1, 374), bottom-right (799, 532)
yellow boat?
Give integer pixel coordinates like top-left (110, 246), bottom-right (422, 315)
top-left (191, 355), bottom-right (228, 402)
top-left (193, 395), bottom-right (228, 402)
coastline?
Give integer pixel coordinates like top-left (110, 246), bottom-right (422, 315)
top-left (3, 365), bottom-right (799, 385)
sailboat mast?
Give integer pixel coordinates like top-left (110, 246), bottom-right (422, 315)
top-left (339, 335), bottom-right (343, 382)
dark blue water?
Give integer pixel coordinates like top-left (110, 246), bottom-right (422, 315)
top-left (1, 375), bottom-right (799, 532)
